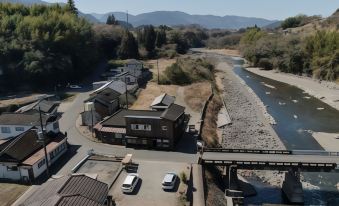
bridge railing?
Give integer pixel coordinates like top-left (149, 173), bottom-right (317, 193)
top-left (292, 150), bottom-right (339, 156)
top-left (203, 148), bottom-right (292, 154)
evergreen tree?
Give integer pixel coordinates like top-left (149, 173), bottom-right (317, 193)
top-left (119, 30), bottom-right (139, 59)
top-left (106, 14), bottom-right (118, 25)
top-left (144, 25), bottom-right (156, 53)
top-left (156, 30), bottom-right (167, 48)
top-left (67, 0), bottom-right (78, 15)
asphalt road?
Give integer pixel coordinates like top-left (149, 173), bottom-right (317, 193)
top-left (56, 91), bottom-right (198, 175)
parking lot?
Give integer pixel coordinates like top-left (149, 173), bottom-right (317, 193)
top-left (110, 160), bottom-right (190, 206)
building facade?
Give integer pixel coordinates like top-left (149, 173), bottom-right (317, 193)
top-left (95, 104), bottom-right (186, 150)
top-left (0, 113), bottom-right (60, 140)
top-left (0, 129), bottom-right (67, 182)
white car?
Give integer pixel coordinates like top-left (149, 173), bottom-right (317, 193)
top-left (162, 172), bottom-right (178, 190)
top-left (121, 173), bottom-right (139, 193)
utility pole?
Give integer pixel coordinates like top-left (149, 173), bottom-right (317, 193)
top-left (126, 10), bottom-right (129, 30)
top-left (38, 107), bottom-right (50, 178)
top-left (124, 75), bottom-right (129, 109)
top-left (91, 107), bottom-right (94, 138)
top-left (157, 59), bottom-right (160, 84)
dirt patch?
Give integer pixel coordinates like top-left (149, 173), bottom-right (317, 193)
top-left (144, 59), bottom-right (176, 82)
top-left (0, 94), bottom-right (43, 108)
top-left (131, 82), bottom-right (178, 110)
top-left (201, 95), bottom-right (223, 147)
top-left (0, 183), bottom-right (29, 206)
top-left (214, 72), bottom-right (225, 92)
top-left (183, 82), bottom-right (212, 112)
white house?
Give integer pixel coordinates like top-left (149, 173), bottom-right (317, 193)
top-left (111, 59), bottom-right (143, 78)
top-left (15, 100), bottom-right (59, 115)
top-left (0, 129), bottom-right (67, 182)
top-left (107, 72), bottom-right (138, 85)
top-left (0, 113), bottom-right (60, 140)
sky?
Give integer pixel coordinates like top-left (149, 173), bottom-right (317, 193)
top-left (44, 0), bottom-right (338, 20)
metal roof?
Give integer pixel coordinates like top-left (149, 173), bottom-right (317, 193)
top-left (160, 104), bottom-right (185, 121)
top-left (0, 130), bottom-right (41, 162)
top-left (150, 93), bottom-right (175, 107)
top-left (0, 112), bottom-right (55, 126)
top-left (101, 109), bottom-right (163, 127)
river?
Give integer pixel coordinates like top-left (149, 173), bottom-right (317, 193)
top-left (232, 59), bottom-right (339, 205)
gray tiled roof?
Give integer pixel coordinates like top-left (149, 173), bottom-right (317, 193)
top-left (22, 175), bottom-right (109, 206)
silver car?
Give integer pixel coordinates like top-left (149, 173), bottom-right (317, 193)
top-left (121, 173), bottom-right (139, 193)
top-left (162, 172), bottom-right (178, 190)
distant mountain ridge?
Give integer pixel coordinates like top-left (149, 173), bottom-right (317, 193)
top-left (0, 0), bottom-right (278, 29)
top-left (91, 11), bottom-right (278, 29)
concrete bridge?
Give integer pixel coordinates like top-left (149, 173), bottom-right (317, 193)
top-left (199, 148), bottom-right (339, 204)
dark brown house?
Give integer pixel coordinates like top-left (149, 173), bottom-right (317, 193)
top-left (84, 88), bottom-right (121, 118)
top-left (94, 104), bottom-right (186, 150)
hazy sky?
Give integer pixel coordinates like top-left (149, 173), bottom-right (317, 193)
top-left (44, 0), bottom-right (338, 20)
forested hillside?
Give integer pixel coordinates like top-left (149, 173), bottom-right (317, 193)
top-left (239, 10), bottom-right (339, 82)
top-left (0, 3), bottom-right (97, 89)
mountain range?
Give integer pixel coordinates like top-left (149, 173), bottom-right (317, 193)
top-left (0, 0), bottom-right (279, 29)
top-left (91, 11), bottom-right (278, 29)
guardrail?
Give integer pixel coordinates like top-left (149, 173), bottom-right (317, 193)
top-left (292, 150), bottom-right (339, 156)
top-left (201, 159), bottom-right (337, 171)
top-left (203, 148), bottom-right (292, 154)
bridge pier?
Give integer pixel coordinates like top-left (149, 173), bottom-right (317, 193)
top-left (223, 165), bottom-right (239, 190)
top-left (282, 170), bottom-right (304, 204)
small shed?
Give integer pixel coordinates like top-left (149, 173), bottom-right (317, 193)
top-left (150, 93), bottom-right (175, 111)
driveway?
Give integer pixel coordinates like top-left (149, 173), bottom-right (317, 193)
top-left (110, 160), bottom-right (188, 206)
top-left (56, 91), bottom-right (197, 175)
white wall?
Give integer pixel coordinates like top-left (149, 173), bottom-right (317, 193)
top-left (32, 140), bottom-right (67, 178)
top-left (0, 125), bottom-right (32, 139)
top-left (0, 163), bottom-right (21, 180)
top-left (0, 120), bottom-right (60, 140)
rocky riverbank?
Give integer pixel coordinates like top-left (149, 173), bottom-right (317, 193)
top-left (217, 60), bottom-right (284, 150)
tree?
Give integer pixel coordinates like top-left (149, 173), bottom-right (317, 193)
top-left (67, 0), bottom-right (78, 15)
top-left (144, 25), bottom-right (156, 54)
top-left (106, 14), bottom-right (118, 25)
top-left (119, 30), bottom-right (139, 59)
top-left (155, 29), bottom-right (166, 48)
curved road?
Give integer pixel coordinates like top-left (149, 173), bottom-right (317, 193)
top-left (57, 91), bottom-right (197, 175)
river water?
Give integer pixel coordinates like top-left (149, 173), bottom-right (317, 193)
top-left (231, 60), bottom-right (339, 205)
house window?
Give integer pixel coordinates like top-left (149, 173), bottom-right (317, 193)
top-left (145, 125), bottom-right (151, 131)
top-left (1, 127), bottom-right (11, 133)
top-left (131, 124), bottom-right (151, 131)
top-left (127, 139), bottom-right (137, 144)
top-left (161, 126), bottom-right (167, 131)
top-left (15, 127), bottom-right (25, 132)
top-left (38, 159), bottom-right (46, 168)
top-left (142, 139), bottom-right (147, 145)
top-left (7, 166), bottom-right (18, 171)
top-left (163, 144), bottom-right (170, 148)
top-left (163, 139), bottom-right (169, 143)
